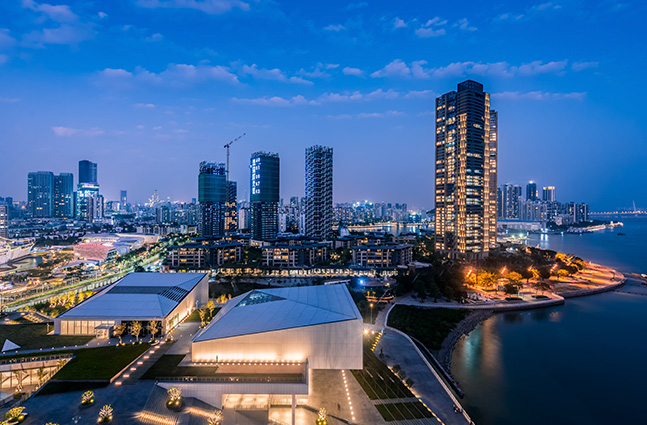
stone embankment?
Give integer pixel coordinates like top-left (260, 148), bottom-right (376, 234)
top-left (436, 310), bottom-right (493, 371)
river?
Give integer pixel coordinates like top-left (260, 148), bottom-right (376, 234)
top-left (450, 216), bottom-right (647, 425)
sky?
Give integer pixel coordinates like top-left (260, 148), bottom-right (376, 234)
top-left (0, 0), bottom-right (645, 211)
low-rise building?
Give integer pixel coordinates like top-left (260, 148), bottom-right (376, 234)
top-left (261, 243), bottom-right (328, 268)
top-left (351, 243), bottom-right (412, 268)
top-left (167, 240), bottom-right (243, 270)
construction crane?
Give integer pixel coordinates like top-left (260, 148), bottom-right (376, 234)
top-left (224, 133), bottom-right (246, 184)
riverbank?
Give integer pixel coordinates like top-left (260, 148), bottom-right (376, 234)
top-left (436, 310), bottom-right (493, 371)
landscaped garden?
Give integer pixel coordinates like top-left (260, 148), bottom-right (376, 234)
top-left (387, 306), bottom-right (468, 350)
top-left (52, 343), bottom-right (150, 381)
top-left (375, 402), bottom-right (435, 421)
top-left (0, 324), bottom-right (93, 351)
top-left (351, 344), bottom-right (414, 400)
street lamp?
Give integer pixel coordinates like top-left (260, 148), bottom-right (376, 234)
top-left (369, 303), bottom-right (374, 324)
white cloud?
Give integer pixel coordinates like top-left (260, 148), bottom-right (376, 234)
top-left (424, 17), bottom-right (448, 27)
top-left (145, 33), bottom-right (164, 42)
top-left (531, 2), bottom-right (562, 12)
top-left (98, 12), bottom-right (108, 18)
top-left (393, 17), bottom-right (407, 30)
top-left (405, 89), bottom-right (436, 99)
top-left (415, 27), bottom-right (446, 38)
top-left (136, 0), bottom-right (250, 14)
top-left (52, 126), bottom-right (104, 137)
top-left (96, 63), bottom-right (240, 88)
top-left (515, 60), bottom-right (568, 75)
top-left (323, 24), bottom-right (346, 32)
top-left (344, 2), bottom-right (368, 10)
top-left (134, 103), bottom-right (156, 108)
top-left (23, 0), bottom-right (79, 23)
top-left (298, 63), bottom-right (333, 79)
top-left (357, 110), bottom-right (404, 119)
top-left (318, 89), bottom-right (399, 103)
top-left (232, 95), bottom-right (318, 107)
top-left (455, 18), bottom-right (477, 31)
top-left (495, 12), bottom-right (524, 21)
top-left (0, 29), bottom-right (17, 48)
top-left (342, 67), bottom-right (364, 77)
top-left (371, 59), bottom-right (411, 78)
top-left (241, 64), bottom-right (312, 85)
top-left (411, 60), bottom-right (430, 79)
top-left (492, 91), bottom-right (586, 101)
top-left (23, 24), bottom-right (94, 46)
top-left (572, 61), bottom-right (599, 71)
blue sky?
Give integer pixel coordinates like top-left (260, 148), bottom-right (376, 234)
top-left (0, 0), bottom-right (645, 210)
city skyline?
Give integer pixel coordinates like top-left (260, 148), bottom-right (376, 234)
top-left (1, 1), bottom-right (645, 210)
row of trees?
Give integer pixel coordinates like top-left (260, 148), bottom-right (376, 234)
top-left (113, 320), bottom-right (160, 343)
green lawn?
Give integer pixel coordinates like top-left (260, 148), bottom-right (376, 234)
top-left (387, 306), bottom-right (468, 350)
top-left (376, 402), bottom-right (434, 422)
top-left (0, 324), bottom-right (93, 351)
top-left (53, 343), bottom-right (150, 381)
top-left (184, 308), bottom-right (220, 323)
top-left (351, 345), bottom-right (414, 400)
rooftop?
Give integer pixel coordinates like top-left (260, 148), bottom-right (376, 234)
top-left (193, 284), bottom-right (361, 342)
top-left (58, 272), bottom-right (206, 320)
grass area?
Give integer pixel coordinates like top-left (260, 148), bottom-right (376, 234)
top-left (53, 343), bottom-right (150, 381)
top-left (351, 344), bottom-right (414, 400)
top-left (376, 402), bottom-right (434, 422)
top-left (0, 324), bottom-right (93, 350)
top-left (141, 354), bottom-right (184, 379)
top-left (387, 306), bottom-right (468, 350)
top-left (36, 381), bottom-right (108, 396)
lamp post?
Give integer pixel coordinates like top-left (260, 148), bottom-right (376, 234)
top-left (369, 303), bottom-right (374, 324)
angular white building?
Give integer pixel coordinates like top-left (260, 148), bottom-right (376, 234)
top-left (55, 272), bottom-right (208, 336)
top-left (192, 284), bottom-right (363, 370)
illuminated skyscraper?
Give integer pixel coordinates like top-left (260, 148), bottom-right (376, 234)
top-left (526, 182), bottom-right (538, 201)
top-left (75, 160), bottom-right (100, 222)
top-left (225, 180), bottom-right (238, 233)
top-left (305, 145), bottom-right (333, 240)
top-left (0, 203), bottom-right (8, 238)
top-left (542, 186), bottom-right (556, 202)
top-left (435, 80), bottom-right (496, 258)
top-left (53, 173), bottom-right (74, 218)
top-left (28, 171), bottom-right (54, 218)
top-left (250, 152), bottom-right (280, 240)
top-left (502, 184), bottom-right (522, 219)
top-left (198, 161), bottom-right (226, 237)
top-left (120, 190), bottom-right (127, 211)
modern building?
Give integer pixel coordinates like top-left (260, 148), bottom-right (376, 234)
top-left (0, 204), bottom-right (8, 238)
top-left (501, 184), bottom-right (522, 219)
top-left (261, 243), bottom-right (328, 268)
top-left (27, 171), bottom-right (54, 218)
top-left (78, 160), bottom-right (98, 184)
top-left (435, 80), bottom-right (497, 258)
top-left (352, 243), bottom-right (413, 268)
top-left (250, 152), bottom-right (280, 241)
top-left (198, 161), bottom-right (227, 237)
top-left (53, 173), bottom-right (74, 218)
top-left (120, 190), bottom-right (128, 211)
top-left (305, 145), bottom-right (333, 240)
top-left (225, 181), bottom-right (237, 234)
top-left (526, 181), bottom-right (538, 201)
top-left (55, 272), bottom-right (208, 336)
top-left (167, 240), bottom-right (243, 270)
top-left (542, 186), bottom-right (556, 202)
top-left (488, 111), bottom-right (498, 242)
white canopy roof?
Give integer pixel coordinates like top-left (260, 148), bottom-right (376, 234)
top-left (59, 272), bottom-right (206, 320)
top-left (193, 284), bottom-right (362, 342)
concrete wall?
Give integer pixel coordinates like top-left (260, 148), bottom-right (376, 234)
top-left (191, 319), bottom-right (363, 370)
top-left (164, 274), bottom-right (209, 332)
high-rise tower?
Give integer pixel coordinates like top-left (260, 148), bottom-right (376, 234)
top-left (198, 161), bottom-right (227, 237)
top-left (435, 80), bottom-right (496, 258)
top-left (53, 173), bottom-right (74, 218)
top-left (526, 182), bottom-right (538, 201)
top-left (28, 171), bottom-right (54, 218)
top-left (76, 160), bottom-right (100, 222)
top-left (250, 152), bottom-right (280, 240)
top-left (542, 186), bottom-right (556, 202)
top-left (78, 160), bottom-right (97, 184)
top-left (305, 145), bottom-right (333, 240)
top-left (225, 181), bottom-right (238, 234)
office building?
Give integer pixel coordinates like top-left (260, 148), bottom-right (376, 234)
top-left (434, 80), bottom-right (496, 258)
top-left (305, 145), bottom-right (334, 240)
top-left (0, 204), bottom-right (8, 238)
top-left (250, 152), bottom-right (280, 240)
top-left (488, 111), bottom-right (498, 241)
top-left (120, 190), bottom-right (127, 211)
top-left (526, 182), bottom-right (538, 201)
top-left (27, 171), bottom-right (54, 218)
top-left (198, 162), bottom-right (227, 237)
top-left (225, 181), bottom-right (237, 234)
top-left (501, 184), bottom-right (522, 219)
top-left (78, 160), bottom-right (97, 184)
top-left (542, 186), bottom-right (556, 202)
top-left (53, 173), bottom-right (74, 218)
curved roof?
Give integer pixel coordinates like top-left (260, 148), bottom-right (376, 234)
top-left (193, 284), bottom-right (361, 342)
top-left (58, 272), bottom-right (206, 320)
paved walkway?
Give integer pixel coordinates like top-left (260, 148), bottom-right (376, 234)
top-left (376, 330), bottom-right (472, 425)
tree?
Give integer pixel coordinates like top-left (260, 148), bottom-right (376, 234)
top-left (147, 320), bottom-right (159, 342)
top-left (503, 283), bottom-right (518, 295)
top-left (198, 308), bottom-right (207, 327)
top-left (113, 324), bottom-right (127, 344)
top-left (533, 280), bottom-right (552, 295)
top-left (36, 365), bottom-right (47, 387)
top-left (12, 370), bottom-right (25, 393)
top-left (557, 269), bottom-right (570, 280)
top-left (130, 321), bottom-right (142, 342)
top-left (507, 272), bottom-right (523, 284)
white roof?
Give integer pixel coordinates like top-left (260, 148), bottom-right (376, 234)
top-left (59, 272), bottom-right (206, 320)
top-left (193, 284), bottom-right (361, 342)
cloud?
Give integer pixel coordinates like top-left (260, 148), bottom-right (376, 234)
top-left (455, 18), bottom-right (477, 31)
top-left (98, 12), bottom-right (108, 18)
top-left (515, 60), bottom-right (568, 75)
top-left (404, 89), bottom-right (436, 99)
top-left (357, 110), bottom-right (404, 119)
top-left (298, 63), bottom-right (336, 79)
top-left (232, 95), bottom-right (318, 107)
top-left (0, 96), bottom-right (20, 103)
top-left (371, 59), bottom-right (411, 78)
top-left (492, 91), bottom-right (586, 101)
top-left (415, 27), bottom-right (446, 38)
top-left (531, 2), bottom-right (562, 12)
top-left (342, 67), bottom-right (364, 76)
top-left (96, 63), bottom-right (240, 88)
top-left (495, 12), bottom-right (524, 21)
top-left (52, 126), bottom-right (104, 137)
top-left (241, 64), bottom-right (312, 85)
top-left (0, 30), bottom-right (17, 48)
top-left (134, 103), bottom-right (156, 108)
top-left (136, 0), bottom-right (250, 14)
top-left (344, 2), bottom-right (368, 10)
top-left (393, 17), bottom-right (407, 30)
top-left (411, 60), bottom-right (430, 79)
top-left (323, 24), bottom-right (346, 32)
top-left (23, 24), bottom-right (94, 46)
top-left (145, 33), bottom-right (164, 42)
top-left (22, 0), bottom-right (79, 23)
top-left (572, 61), bottom-right (599, 71)
top-left (0, 55), bottom-right (6, 65)
top-left (318, 89), bottom-right (399, 103)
